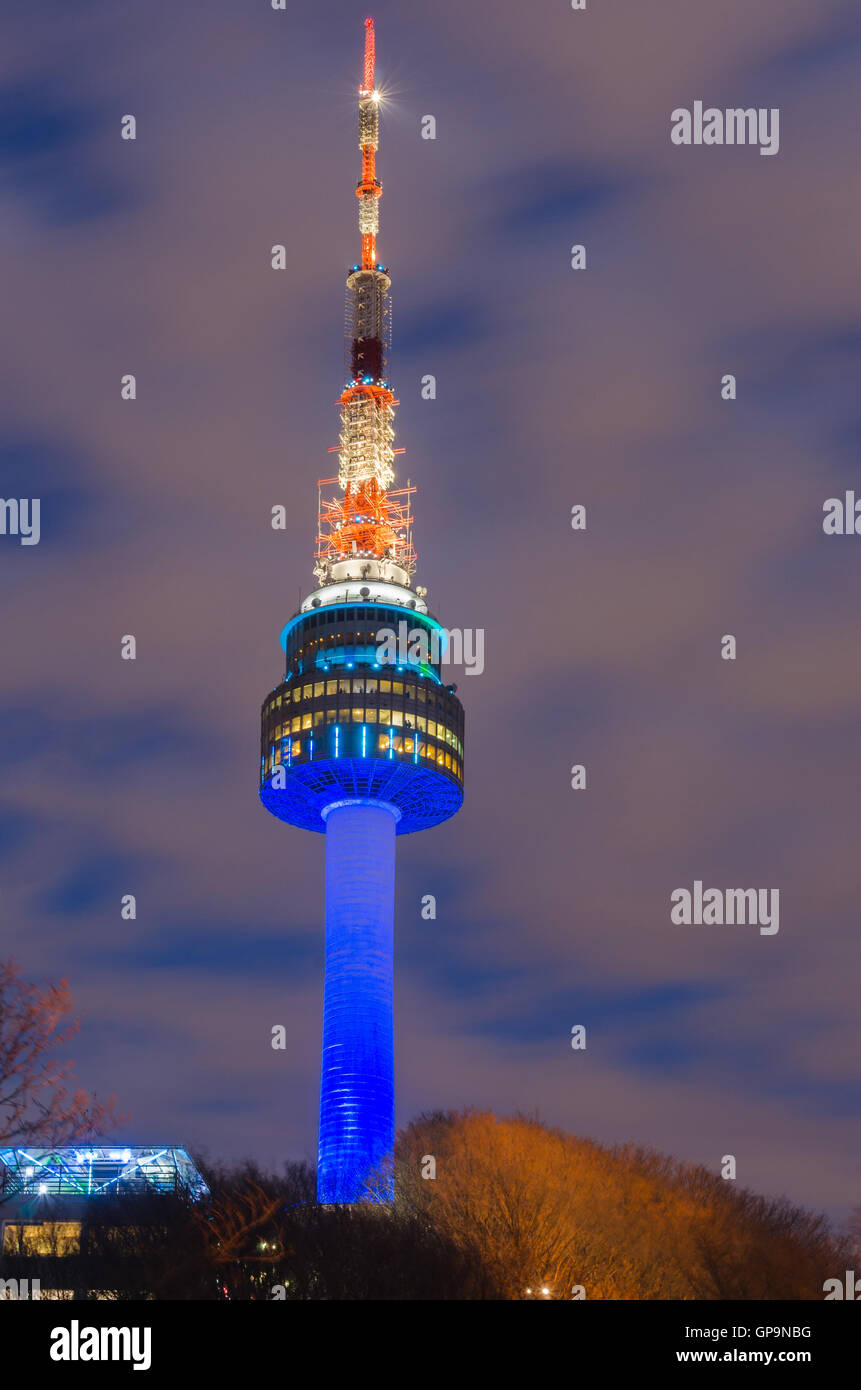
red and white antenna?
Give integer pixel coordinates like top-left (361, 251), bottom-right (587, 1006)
top-left (356, 16), bottom-right (382, 270)
top-left (314, 19), bottom-right (416, 588)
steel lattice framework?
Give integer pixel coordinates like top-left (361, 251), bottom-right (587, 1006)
top-left (0, 1147), bottom-right (209, 1202)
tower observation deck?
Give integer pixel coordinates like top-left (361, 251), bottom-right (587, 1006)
top-left (259, 18), bottom-right (464, 1204)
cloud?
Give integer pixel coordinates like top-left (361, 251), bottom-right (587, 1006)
top-left (0, 0), bottom-right (857, 1222)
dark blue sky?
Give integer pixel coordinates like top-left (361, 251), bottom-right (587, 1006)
top-left (0, 0), bottom-right (859, 1221)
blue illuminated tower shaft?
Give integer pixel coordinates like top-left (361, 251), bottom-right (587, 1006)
top-left (317, 800), bottom-right (398, 1203)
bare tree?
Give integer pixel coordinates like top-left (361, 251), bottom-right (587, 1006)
top-left (0, 958), bottom-right (120, 1147)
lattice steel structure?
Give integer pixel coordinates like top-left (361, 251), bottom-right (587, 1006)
top-left (0, 1147), bottom-right (209, 1202)
top-left (259, 18), bottom-right (464, 1205)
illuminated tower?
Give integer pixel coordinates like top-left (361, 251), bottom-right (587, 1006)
top-left (259, 18), bottom-right (464, 1204)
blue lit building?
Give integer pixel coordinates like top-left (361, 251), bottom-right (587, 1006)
top-left (259, 19), bottom-right (464, 1204)
top-left (0, 1146), bottom-right (209, 1203)
top-left (0, 1146), bottom-right (209, 1261)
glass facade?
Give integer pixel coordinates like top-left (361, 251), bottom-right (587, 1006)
top-left (280, 603), bottom-right (449, 685)
top-left (260, 601), bottom-right (464, 835)
top-left (261, 670), bottom-right (464, 779)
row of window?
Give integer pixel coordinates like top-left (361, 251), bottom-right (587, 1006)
top-left (2, 1221), bottom-right (166, 1257)
top-left (3, 1221), bottom-right (81, 1256)
top-left (302, 607), bottom-right (400, 629)
top-left (266, 708), bottom-right (463, 757)
top-left (271, 677), bottom-right (448, 709)
top-left (264, 735), bottom-right (462, 781)
top-left (290, 632), bottom-right (440, 671)
top-left (293, 634), bottom-right (393, 660)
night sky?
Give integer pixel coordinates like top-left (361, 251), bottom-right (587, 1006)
top-left (1, 0), bottom-right (859, 1222)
